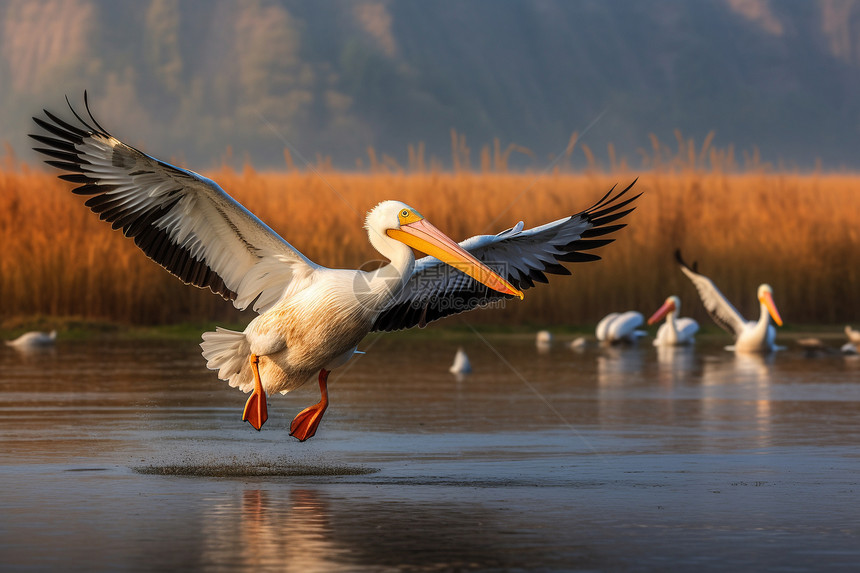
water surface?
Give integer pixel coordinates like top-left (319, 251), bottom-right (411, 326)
top-left (1, 334), bottom-right (858, 571)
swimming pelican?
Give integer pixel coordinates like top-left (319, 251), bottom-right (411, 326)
top-left (647, 295), bottom-right (699, 346)
top-left (676, 250), bottom-right (783, 352)
top-left (535, 330), bottom-right (553, 345)
top-left (845, 326), bottom-right (860, 346)
top-left (536, 330), bottom-right (553, 354)
top-left (5, 330), bottom-right (57, 349)
top-left (31, 95), bottom-right (639, 440)
top-left (595, 311), bottom-right (645, 344)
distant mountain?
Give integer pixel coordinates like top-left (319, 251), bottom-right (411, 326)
top-left (2, 0), bottom-right (860, 170)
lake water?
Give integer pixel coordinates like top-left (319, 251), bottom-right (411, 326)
top-left (1, 332), bottom-right (858, 572)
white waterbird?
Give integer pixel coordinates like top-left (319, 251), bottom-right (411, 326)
top-left (449, 347), bottom-right (472, 375)
top-left (32, 94), bottom-right (639, 440)
top-left (676, 250), bottom-right (783, 352)
top-left (596, 311), bottom-right (646, 344)
top-left (647, 295), bottom-right (699, 346)
top-left (5, 330), bottom-right (57, 349)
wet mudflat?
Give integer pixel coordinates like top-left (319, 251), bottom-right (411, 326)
top-left (1, 333), bottom-right (858, 572)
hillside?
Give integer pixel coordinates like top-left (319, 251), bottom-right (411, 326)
top-left (2, 0), bottom-right (860, 169)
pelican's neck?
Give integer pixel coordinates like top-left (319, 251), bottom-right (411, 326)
top-left (665, 311), bottom-right (678, 340)
top-left (752, 299), bottom-right (772, 338)
top-left (363, 238), bottom-right (415, 306)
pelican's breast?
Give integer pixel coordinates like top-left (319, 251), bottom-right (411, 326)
top-left (250, 269), bottom-right (376, 393)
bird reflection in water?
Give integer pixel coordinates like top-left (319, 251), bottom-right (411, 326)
top-left (596, 345), bottom-right (646, 427)
top-left (701, 352), bottom-right (774, 450)
top-left (655, 345), bottom-right (698, 389)
top-left (201, 488), bottom-right (342, 571)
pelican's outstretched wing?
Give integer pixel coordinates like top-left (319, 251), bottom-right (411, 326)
top-left (372, 181), bottom-right (641, 331)
top-left (31, 96), bottom-right (318, 313)
top-left (675, 250), bottom-right (746, 337)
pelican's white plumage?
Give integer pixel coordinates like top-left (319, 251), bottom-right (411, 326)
top-left (845, 326), bottom-right (860, 345)
top-left (647, 295), bottom-right (699, 346)
top-left (5, 330), bottom-right (57, 349)
top-left (676, 251), bottom-right (783, 352)
top-left (32, 95), bottom-right (639, 440)
top-left (596, 311), bottom-right (645, 343)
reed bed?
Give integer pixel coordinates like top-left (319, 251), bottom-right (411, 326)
top-left (1, 158), bottom-right (858, 328)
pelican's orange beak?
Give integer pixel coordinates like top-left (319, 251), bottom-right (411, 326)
top-left (760, 291), bottom-right (783, 327)
top-left (647, 299), bottom-right (676, 325)
top-left (388, 219), bottom-right (524, 299)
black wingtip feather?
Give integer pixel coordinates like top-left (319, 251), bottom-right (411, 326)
top-left (556, 251), bottom-right (602, 263)
top-left (58, 173), bottom-right (91, 184)
top-left (32, 147), bottom-right (80, 163)
top-left (65, 94), bottom-right (100, 135)
top-left (29, 133), bottom-right (77, 153)
top-left (589, 207), bottom-right (636, 228)
top-left (582, 223), bottom-right (625, 238)
top-left (83, 91), bottom-right (111, 136)
top-left (566, 238), bottom-right (614, 251)
top-left (45, 160), bottom-right (85, 172)
top-left (43, 109), bottom-right (90, 138)
top-left (587, 192), bottom-right (642, 221)
top-left (675, 249), bottom-right (701, 273)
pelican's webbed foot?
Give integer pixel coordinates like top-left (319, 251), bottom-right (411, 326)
top-left (289, 369), bottom-right (330, 442)
top-left (242, 354), bottom-right (268, 430)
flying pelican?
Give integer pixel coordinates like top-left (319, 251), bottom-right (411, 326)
top-left (5, 330), bottom-right (57, 349)
top-left (647, 295), bottom-right (699, 346)
top-left (31, 95), bottom-right (639, 440)
top-left (595, 311), bottom-right (645, 344)
top-left (676, 250), bottom-right (783, 352)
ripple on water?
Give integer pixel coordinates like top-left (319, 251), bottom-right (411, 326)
top-left (134, 454), bottom-right (379, 478)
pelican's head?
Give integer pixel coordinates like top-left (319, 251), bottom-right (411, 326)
top-left (365, 201), bottom-right (523, 299)
top-left (647, 295), bottom-right (680, 325)
top-left (757, 284), bottom-right (783, 327)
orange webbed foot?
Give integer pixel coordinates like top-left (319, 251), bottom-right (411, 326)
top-left (242, 354), bottom-right (268, 431)
top-left (289, 403), bottom-right (327, 441)
top-left (289, 369), bottom-right (330, 442)
top-left (242, 389), bottom-right (268, 431)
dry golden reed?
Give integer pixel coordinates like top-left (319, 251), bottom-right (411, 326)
top-left (1, 147), bottom-right (858, 328)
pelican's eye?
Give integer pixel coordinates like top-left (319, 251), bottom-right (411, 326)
top-left (401, 209), bottom-right (410, 218)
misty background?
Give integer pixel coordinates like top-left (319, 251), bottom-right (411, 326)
top-left (2, 0), bottom-right (860, 171)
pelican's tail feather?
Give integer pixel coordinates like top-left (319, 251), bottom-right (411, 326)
top-left (200, 327), bottom-right (254, 392)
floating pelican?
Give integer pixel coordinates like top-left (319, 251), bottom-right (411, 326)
top-left (449, 347), bottom-right (472, 375)
top-left (595, 311), bottom-right (645, 344)
top-left (845, 326), bottom-right (860, 346)
top-left (676, 250), bottom-right (783, 352)
top-left (5, 330), bottom-right (57, 349)
top-left (536, 330), bottom-right (553, 345)
top-left (647, 295), bottom-right (699, 346)
top-left (536, 330), bottom-right (553, 354)
top-left (32, 95), bottom-right (638, 440)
